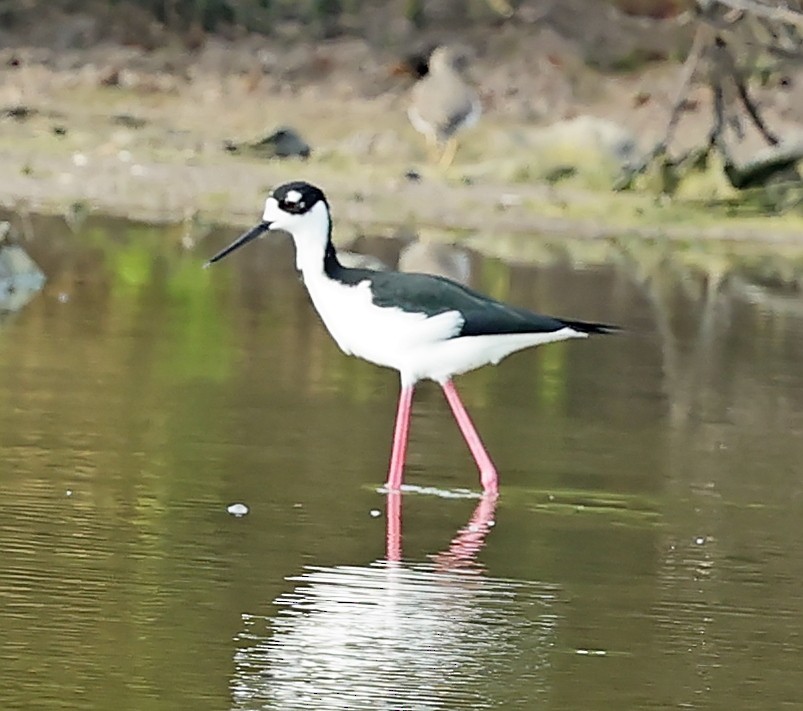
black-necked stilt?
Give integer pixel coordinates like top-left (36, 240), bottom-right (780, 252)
top-left (206, 181), bottom-right (618, 495)
top-left (408, 45), bottom-right (481, 168)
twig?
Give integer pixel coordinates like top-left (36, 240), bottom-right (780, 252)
top-left (734, 70), bottom-right (780, 143)
top-left (707, 0), bottom-right (803, 29)
top-left (614, 25), bottom-right (709, 189)
top-left (660, 25), bottom-right (710, 154)
top-left (713, 35), bottom-right (780, 144)
top-left (709, 73), bottom-right (727, 154)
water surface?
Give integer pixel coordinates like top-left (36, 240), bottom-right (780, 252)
top-left (1, 213), bottom-right (802, 709)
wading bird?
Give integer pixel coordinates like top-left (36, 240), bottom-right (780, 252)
top-left (206, 181), bottom-right (617, 495)
top-left (407, 45), bottom-right (481, 169)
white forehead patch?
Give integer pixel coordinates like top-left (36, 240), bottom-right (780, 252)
top-left (262, 196), bottom-right (279, 221)
top-left (285, 190), bottom-right (303, 203)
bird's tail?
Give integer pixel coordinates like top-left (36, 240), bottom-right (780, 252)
top-left (562, 318), bottom-right (621, 335)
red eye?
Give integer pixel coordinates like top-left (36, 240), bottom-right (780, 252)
top-left (282, 199), bottom-right (305, 214)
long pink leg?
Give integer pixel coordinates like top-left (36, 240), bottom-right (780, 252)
top-left (386, 384), bottom-right (414, 491)
top-left (441, 380), bottom-right (499, 494)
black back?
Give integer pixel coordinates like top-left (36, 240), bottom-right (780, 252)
top-left (324, 257), bottom-right (615, 337)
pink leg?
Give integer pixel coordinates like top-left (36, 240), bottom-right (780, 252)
top-left (441, 380), bottom-right (499, 494)
top-left (386, 384), bottom-right (414, 491)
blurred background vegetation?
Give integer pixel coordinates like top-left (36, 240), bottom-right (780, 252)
top-left (0, 0), bottom-right (690, 35)
top-left (0, 0), bottom-right (800, 219)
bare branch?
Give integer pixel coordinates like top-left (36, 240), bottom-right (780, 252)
top-left (705, 0), bottom-right (803, 29)
top-left (659, 25), bottom-right (711, 154)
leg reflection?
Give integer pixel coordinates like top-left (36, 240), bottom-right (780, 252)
top-left (385, 491), bottom-right (498, 569)
top-left (433, 493), bottom-right (498, 571)
top-left (386, 491), bottom-right (402, 563)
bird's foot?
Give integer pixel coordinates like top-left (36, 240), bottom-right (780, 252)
top-left (480, 468), bottom-right (499, 496)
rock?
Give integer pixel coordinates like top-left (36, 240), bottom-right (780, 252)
top-left (0, 227), bottom-right (47, 313)
top-left (224, 126), bottom-right (311, 160)
top-left (98, 66), bottom-right (121, 87)
top-left (526, 115), bottom-right (639, 187)
top-left (227, 503), bottom-right (249, 517)
top-left (721, 140), bottom-right (803, 214)
top-left (111, 113), bottom-right (147, 129)
top-left (2, 105), bottom-right (36, 121)
top-left (724, 140), bottom-right (803, 191)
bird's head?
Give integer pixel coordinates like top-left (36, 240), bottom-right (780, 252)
top-left (429, 44), bottom-right (475, 75)
top-left (205, 181), bottom-right (331, 267)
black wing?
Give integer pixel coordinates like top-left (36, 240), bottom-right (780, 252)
top-left (350, 269), bottom-right (617, 338)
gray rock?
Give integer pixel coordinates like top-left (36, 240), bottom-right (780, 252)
top-left (527, 115), bottom-right (639, 185)
top-left (111, 113), bottom-right (148, 129)
top-left (225, 126), bottom-right (311, 160)
top-left (2, 105), bottom-right (36, 121)
top-left (0, 227), bottom-right (47, 313)
top-left (725, 139), bottom-right (803, 190)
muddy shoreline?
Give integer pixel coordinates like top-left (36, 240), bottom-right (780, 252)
top-left (1, 26), bottom-right (803, 249)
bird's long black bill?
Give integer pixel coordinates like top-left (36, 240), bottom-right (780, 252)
top-left (204, 222), bottom-right (271, 268)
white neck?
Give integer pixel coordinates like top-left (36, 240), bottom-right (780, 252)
top-left (293, 232), bottom-right (328, 276)
top-left (288, 201), bottom-right (332, 276)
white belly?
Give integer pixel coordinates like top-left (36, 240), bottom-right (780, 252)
top-left (305, 276), bottom-right (463, 373)
top-left (400, 328), bottom-right (587, 383)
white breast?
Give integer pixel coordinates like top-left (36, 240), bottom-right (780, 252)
top-left (303, 273), bottom-right (464, 373)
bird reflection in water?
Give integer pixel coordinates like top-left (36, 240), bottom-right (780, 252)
top-left (231, 494), bottom-right (558, 710)
top-left (385, 490), bottom-right (496, 570)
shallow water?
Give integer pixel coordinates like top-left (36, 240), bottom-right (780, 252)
top-left (1, 213), bottom-right (803, 710)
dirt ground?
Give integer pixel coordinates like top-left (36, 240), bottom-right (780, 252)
top-left (1, 2), bottom-right (803, 245)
